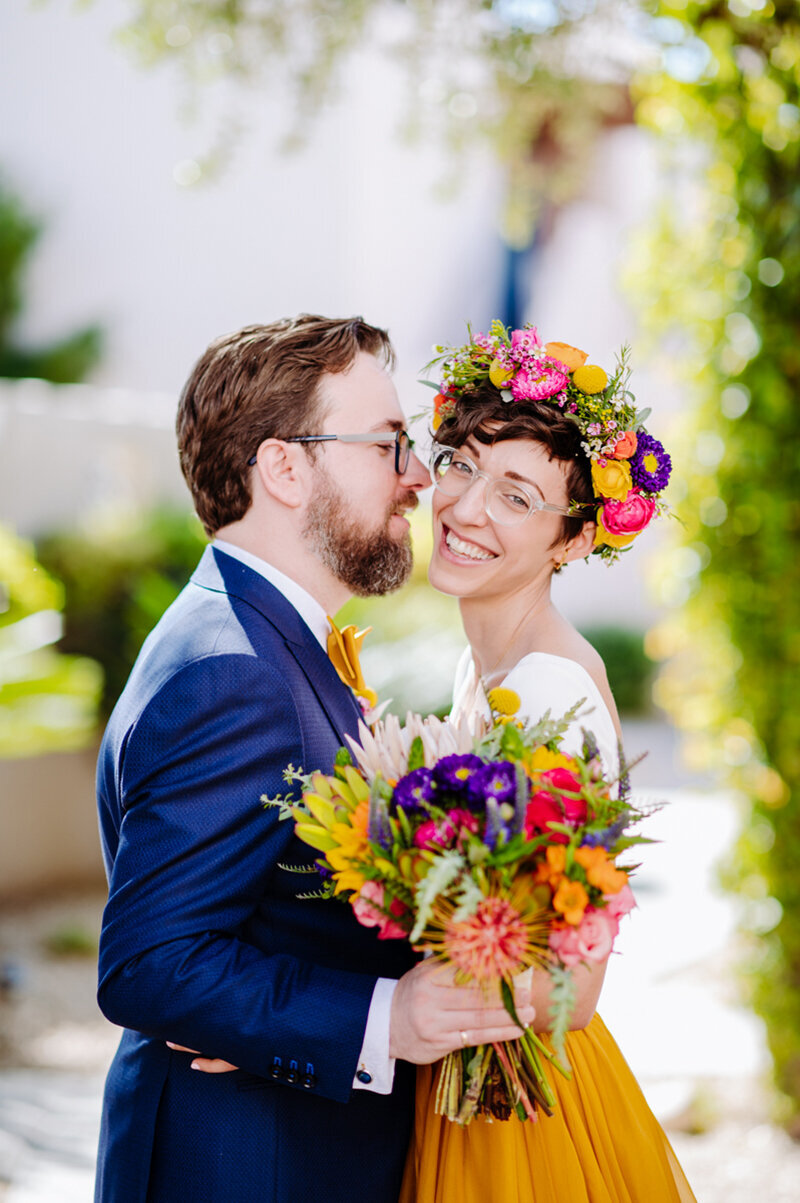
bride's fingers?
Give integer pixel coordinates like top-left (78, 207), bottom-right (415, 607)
top-left (189, 1056), bottom-right (239, 1074)
top-left (166, 1042), bottom-right (201, 1054)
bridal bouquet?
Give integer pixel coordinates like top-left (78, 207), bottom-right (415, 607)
top-left (270, 691), bottom-right (646, 1124)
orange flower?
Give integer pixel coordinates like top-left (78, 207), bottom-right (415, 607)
top-left (574, 846), bottom-right (629, 894)
top-left (443, 896), bottom-right (530, 983)
top-left (613, 430), bottom-right (638, 460)
top-left (553, 878), bottom-right (590, 926)
top-left (545, 341), bottom-right (588, 371)
top-left (534, 844), bottom-right (568, 889)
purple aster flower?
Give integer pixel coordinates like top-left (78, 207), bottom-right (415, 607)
top-left (468, 761), bottom-right (517, 808)
top-left (393, 767), bottom-right (436, 811)
top-left (630, 433), bottom-right (672, 492)
top-left (433, 754), bottom-right (485, 796)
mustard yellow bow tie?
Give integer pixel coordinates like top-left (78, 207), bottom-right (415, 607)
top-left (327, 618), bottom-right (378, 709)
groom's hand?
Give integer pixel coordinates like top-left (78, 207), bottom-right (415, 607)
top-left (388, 959), bottom-right (535, 1065)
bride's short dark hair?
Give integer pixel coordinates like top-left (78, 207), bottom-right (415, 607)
top-left (433, 381), bottom-right (594, 545)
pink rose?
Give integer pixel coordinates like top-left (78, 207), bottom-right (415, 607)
top-left (604, 883), bottom-right (636, 920)
top-left (351, 881), bottom-right (407, 940)
top-left (413, 808), bottom-right (478, 850)
top-left (511, 361), bottom-right (569, 401)
top-left (549, 908), bottom-right (616, 967)
top-left (599, 492), bottom-right (656, 538)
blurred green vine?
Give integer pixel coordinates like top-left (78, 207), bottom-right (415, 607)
top-left (0, 528), bottom-right (101, 756)
top-left (0, 177), bottom-right (103, 382)
top-left (632, 0), bottom-right (800, 1127)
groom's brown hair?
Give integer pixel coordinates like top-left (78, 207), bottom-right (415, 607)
top-left (177, 315), bottom-right (395, 535)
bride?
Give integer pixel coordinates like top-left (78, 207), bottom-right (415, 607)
top-left (399, 324), bottom-right (694, 1202)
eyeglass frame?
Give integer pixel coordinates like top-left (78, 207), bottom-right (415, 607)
top-left (429, 444), bottom-right (573, 526)
top-left (248, 429), bottom-right (414, 475)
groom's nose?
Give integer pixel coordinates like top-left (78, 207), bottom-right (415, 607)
top-left (399, 448), bottom-right (430, 494)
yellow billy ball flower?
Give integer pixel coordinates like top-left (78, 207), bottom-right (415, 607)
top-left (489, 358), bottom-right (515, 387)
top-left (572, 364), bottom-right (608, 394)
top-left (486, 687), bottom-right (521, 717)
top-left (591, 458), bottom-right (632, 501)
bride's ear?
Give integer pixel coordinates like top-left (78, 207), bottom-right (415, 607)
top-left (555, 521), bottom-right (596, 569)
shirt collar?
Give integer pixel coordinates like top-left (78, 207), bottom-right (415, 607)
top-left (212, 539), bottom-right (330, 649)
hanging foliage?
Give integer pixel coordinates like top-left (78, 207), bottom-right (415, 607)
top-left (632, 0), bottom-right (800, 1128)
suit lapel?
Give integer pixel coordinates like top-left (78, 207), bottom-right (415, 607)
top-left (191, 546), bottom-right (364, 744)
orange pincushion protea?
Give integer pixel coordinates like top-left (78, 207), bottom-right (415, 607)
top-left (443, 897), bottom-right (529, 983)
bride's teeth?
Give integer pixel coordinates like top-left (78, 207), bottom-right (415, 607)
top-left (446, 530), bottom-right (494, 561)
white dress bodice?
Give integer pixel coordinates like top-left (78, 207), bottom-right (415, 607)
top-left (451, 648), bottom-right (620, 776)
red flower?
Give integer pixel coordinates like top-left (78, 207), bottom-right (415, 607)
top-left (524, 768), bottom-right (587, 840)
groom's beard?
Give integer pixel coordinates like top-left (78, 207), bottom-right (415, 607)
top-left (304, 470), bottom-right (417, 596)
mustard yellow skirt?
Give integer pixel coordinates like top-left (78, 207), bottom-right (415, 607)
top-left (400, 1014), bottom-right (695, 1203)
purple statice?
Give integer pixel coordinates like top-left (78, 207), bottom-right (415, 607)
top-left (393, 767), bottom-right (436, 811)
top-left (368, 794), bottom-right (394, 850)
top-left (483, 795), bottom-right (512, 851)
top-left (433, 754), bottom-right (485, 797)
top-left (581, 817), bottom-right (629, 850)
top-left (468, 761), bottom-right (517, 808)
top-left (630, 433), bottom-right (672, 493)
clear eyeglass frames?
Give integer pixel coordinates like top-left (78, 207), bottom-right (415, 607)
top-left (429, 446), bottom-right (571, 527)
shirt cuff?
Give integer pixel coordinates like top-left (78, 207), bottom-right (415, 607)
top-left (352, 977), bottom-right (397, 1094)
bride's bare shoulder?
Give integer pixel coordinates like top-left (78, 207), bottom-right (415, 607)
top-left (535, 627), bottom-right (621, 736)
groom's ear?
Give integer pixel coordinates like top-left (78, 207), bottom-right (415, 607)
top-left (251, 439), bottom-right (311, 509)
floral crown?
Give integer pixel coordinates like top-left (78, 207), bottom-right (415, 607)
top-left (425, 320), bottom-right (672, 564)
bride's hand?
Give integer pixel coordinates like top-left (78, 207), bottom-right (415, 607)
top-left (165, 1042), bottom-right (238, 1073)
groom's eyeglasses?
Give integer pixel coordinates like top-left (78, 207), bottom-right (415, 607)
top-left (248, 429), bottom-right (414, 475)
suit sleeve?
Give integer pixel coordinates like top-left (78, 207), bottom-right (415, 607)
top-left (97, 652), bottom-right (378, 1104)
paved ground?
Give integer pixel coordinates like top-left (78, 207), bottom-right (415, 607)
top-left (1, 721), bottom-right (799, 1201)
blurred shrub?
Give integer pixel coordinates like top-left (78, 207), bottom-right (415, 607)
top-left (634, 2), bottom-right (800, 1126)
top-left (0, 526), bottom-right (101, 756)
top-left (582, 627), bottom-right (652, 717)
top-left (37, 508), bottom-right (206, 718)
top-left (43, 923), bottom-right (97, 958)
top-left (0, 176), bottom-right (103, 383)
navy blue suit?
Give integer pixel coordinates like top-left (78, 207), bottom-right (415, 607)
top-left (95, 547), bottom-right (416, 1202)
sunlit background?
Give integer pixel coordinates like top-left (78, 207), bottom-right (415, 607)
top-left (1, 1), bottom-right (798, 1199)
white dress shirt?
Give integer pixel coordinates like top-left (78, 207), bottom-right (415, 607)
top-left (212, 539), bottom-right (397, 1093)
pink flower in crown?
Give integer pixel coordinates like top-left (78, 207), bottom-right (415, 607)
top-left (599, 492), bottom-right (656, 538)
top-left (549, 908), bottom-right (616, 967)
top-left (510, 327), bottom-right (543, 361)
top-left (351, 881), bottom-right (408, 940)
top-left (511, 360), bottom-right (569, 401)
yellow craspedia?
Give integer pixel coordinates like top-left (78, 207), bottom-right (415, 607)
top-left (591, 458), bottom-right (631, 501)
top-left (489, 358), bottom-right (515, 388)
top-left (487, 687), bottom-right (521, 717)
top-left (572, 364), bottom-right (608, 394)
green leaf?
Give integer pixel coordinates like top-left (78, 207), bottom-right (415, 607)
top-left (407, 735), bottom-right (425, 772)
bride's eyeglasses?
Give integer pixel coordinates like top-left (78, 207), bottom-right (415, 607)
top-left (430, 446), bottom-right (571, 527)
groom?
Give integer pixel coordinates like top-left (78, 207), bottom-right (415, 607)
top-left (94, 316), bottom-right (531, 1203)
